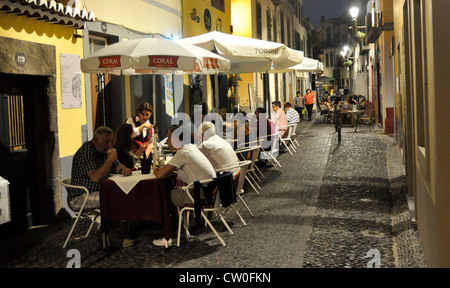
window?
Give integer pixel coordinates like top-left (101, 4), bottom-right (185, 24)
top-left (256, 2), bottom-right (262, 39)
top-left (287, 17), bottom-right (291, 47)
top-left (267, 9), bottom-right (272, 41)
top-left (280, 12), bottom-right (285, 44)
top-left (273, 15), bottom-right (277, 42)
top-left (330, 52), bottom-right (334, 67)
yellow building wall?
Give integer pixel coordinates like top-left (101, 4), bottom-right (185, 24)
top-left (85, 0), bottom-right (181, 37)
top-left (231, 0), bottom-right (256, 111)
top-left (394, 0), bottom-right (450, 268)
top-left (0, 13), bottom-right (86, 158)
top-left (182, 0), bottom-right (232, 37)
top-left (181, 0), bottom-right (232, 113)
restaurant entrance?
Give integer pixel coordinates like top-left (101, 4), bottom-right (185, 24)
top-left (0, 74), bottom-right (52, 236)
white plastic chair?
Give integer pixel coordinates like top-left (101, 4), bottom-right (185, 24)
top-left (278, 124), bottom-right (296, 154)
top-left (290, 121), bottom-right (300, 148)
top-left (61, 178), bottom-right (102, 248)
top-left (216, 160), bottom-right (255, 219)
top-left (177, 173), bottom-right (238, 247)
top-left (235, 146), bottom-right (262, 194)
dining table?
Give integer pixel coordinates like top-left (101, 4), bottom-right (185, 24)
top-left (99, 170), bottom-right (173, 243)
top-left (340, 108), bottom-right (366, 127)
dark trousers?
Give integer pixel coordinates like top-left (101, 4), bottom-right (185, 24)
top-left (295, 107), bottom-right (304, 120)
top-left (305, 104), bottom-right (313, 120)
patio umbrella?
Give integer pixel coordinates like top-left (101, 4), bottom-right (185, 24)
top-left (178, 31), bottom-right (303, 74)
top-left (268, 57), bottom-right (322, 74)
top-left (80, 37), bottom-right (230, 75)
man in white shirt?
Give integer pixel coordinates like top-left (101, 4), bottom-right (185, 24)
top-left (198, 122), bottom-right (240, 176)
top-left (284, 102), bottom-right (300, 124)
top-left (153, 125), bottom-right (216, 247)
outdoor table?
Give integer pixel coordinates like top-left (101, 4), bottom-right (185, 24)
top-left (340, 108), bottom-right (365, 126)
top-left (99, 171), bottom-right (173, 241)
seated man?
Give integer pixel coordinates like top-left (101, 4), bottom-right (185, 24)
top-left (272, 100), bottom-right (289, 138)
top-left (198, 122), bottom-right (240, 177)
top-left (283, 102), bottom-right (300, 124)
top-left (70, 126), bottom-right (132, 210)
top-left (153, 125), bottom-right (216, 247)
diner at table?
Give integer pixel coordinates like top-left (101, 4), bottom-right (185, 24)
top-left (126, 102), bottom-right (154, 157)
top-left (152, 125), bottom-right (217, 247)
top-left (70, 126), bottom-right (134, 247)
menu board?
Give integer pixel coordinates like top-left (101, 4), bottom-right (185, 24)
top-left (61, 53), bottom-right (82, 109)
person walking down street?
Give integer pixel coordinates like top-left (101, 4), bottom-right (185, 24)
top-left (304, 89), bottom-right (315, 121)
top-left (126, 102), bottom-right (154, 158)
top-left (293, 91), bottom-right (304, 121)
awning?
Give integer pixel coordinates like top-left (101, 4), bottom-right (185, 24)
top-left (178, 31), bottom-right (303, 74)
top-left (268, 57), bottom-right (323, 74)
top-left (315, 76), bottom-right (335, 82)
top-left (0, 0), bottom-right (95, 28)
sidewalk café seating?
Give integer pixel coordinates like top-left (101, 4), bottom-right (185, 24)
top-left (176, 171), bottom-right (238, 247)
top-left (354, 109), bottom-right (376, 131)
top-left (235, 146), bottom-right (262, 194)
top-left (318, 104), bottom-right (331, 123)
top-left (257, 133), bottom-right (282, 169)
top-left (61, 178), bottom-right (102, 249)
top-left (215, 160), bottom-right (255, 220)
top-left (290, 121), bottom-right (300, 148)
top-left (278, 124), bottom-right (296, 155)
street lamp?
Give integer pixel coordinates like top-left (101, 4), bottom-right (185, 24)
top-left (350, 7), bottom-right (359, 19)
top-left (349, 7), bottom-right (365, 42)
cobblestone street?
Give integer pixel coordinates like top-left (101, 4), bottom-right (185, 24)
top-left (0, 115), bottom-right (426, 268)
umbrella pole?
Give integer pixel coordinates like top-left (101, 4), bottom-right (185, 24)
top-left (215, 73), bottom-right (219, 110)
top-left (153, 75), bottom-right (156, 125)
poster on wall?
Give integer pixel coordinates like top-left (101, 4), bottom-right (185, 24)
top-left (61, 53), bottom-right (82, 109)
top-left (165, 74), bottom-right (174, 118)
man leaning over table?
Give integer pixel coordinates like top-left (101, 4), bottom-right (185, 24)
top-left (198, 121), bottom-right (240, 177)
top-left (153, 125), bottom-right (216, 247)
top-left (70, 126), bottom-right (133, 247)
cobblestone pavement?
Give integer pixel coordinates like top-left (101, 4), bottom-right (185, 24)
top-left (0, 115), bottom-right (426, 268)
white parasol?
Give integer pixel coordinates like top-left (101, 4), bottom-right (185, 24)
top-left (178, 31), bottom-right (303, 74)
top-left (80, 37), bottom-right (230, 75)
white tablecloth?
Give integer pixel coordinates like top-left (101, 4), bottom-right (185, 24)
top-left (108, 171), bottom-right (156, 194)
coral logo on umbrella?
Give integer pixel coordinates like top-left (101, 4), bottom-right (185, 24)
top-left (149, 56), bottom-right (179, 68)
top-left (202, 57), bottom-right (218, 69)
top-left (99, 56), bottom-right (121, 68)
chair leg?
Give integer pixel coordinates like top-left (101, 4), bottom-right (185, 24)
top-left (201, 211), bottom-right (226, 247)
top-left (254, 164), bottom-right (265, 179)
top-left (248, 173), bottom-right (261, 190)
top-left (246, 175), bottom-right (260, 194)
top-left (63, 212), bottom-right (83, 249)
top-left (251, 170), bottom-right (262, 183)
top-left (231, 204), bottom-right (247, 226)
top-left (84, 214), bottom-right (99, 238)
top-left (217, 212), bottom-right (234, 235)
top-left (237, 194), bottom-right (254, 217)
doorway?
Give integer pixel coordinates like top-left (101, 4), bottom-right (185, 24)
top-left (0, 74), bottom-right (53, 235)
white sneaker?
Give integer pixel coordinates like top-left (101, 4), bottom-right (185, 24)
top-left (153, 237), bottom-right (173, 248)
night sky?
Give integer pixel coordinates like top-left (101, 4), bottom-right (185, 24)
top-left (303, 0), bottom-right (349, 29)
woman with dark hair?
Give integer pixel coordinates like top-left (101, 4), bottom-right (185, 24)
top-left (113, 124), bottom-right (138, 169)
top-left (125, 102), bottom-right (154, 157)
